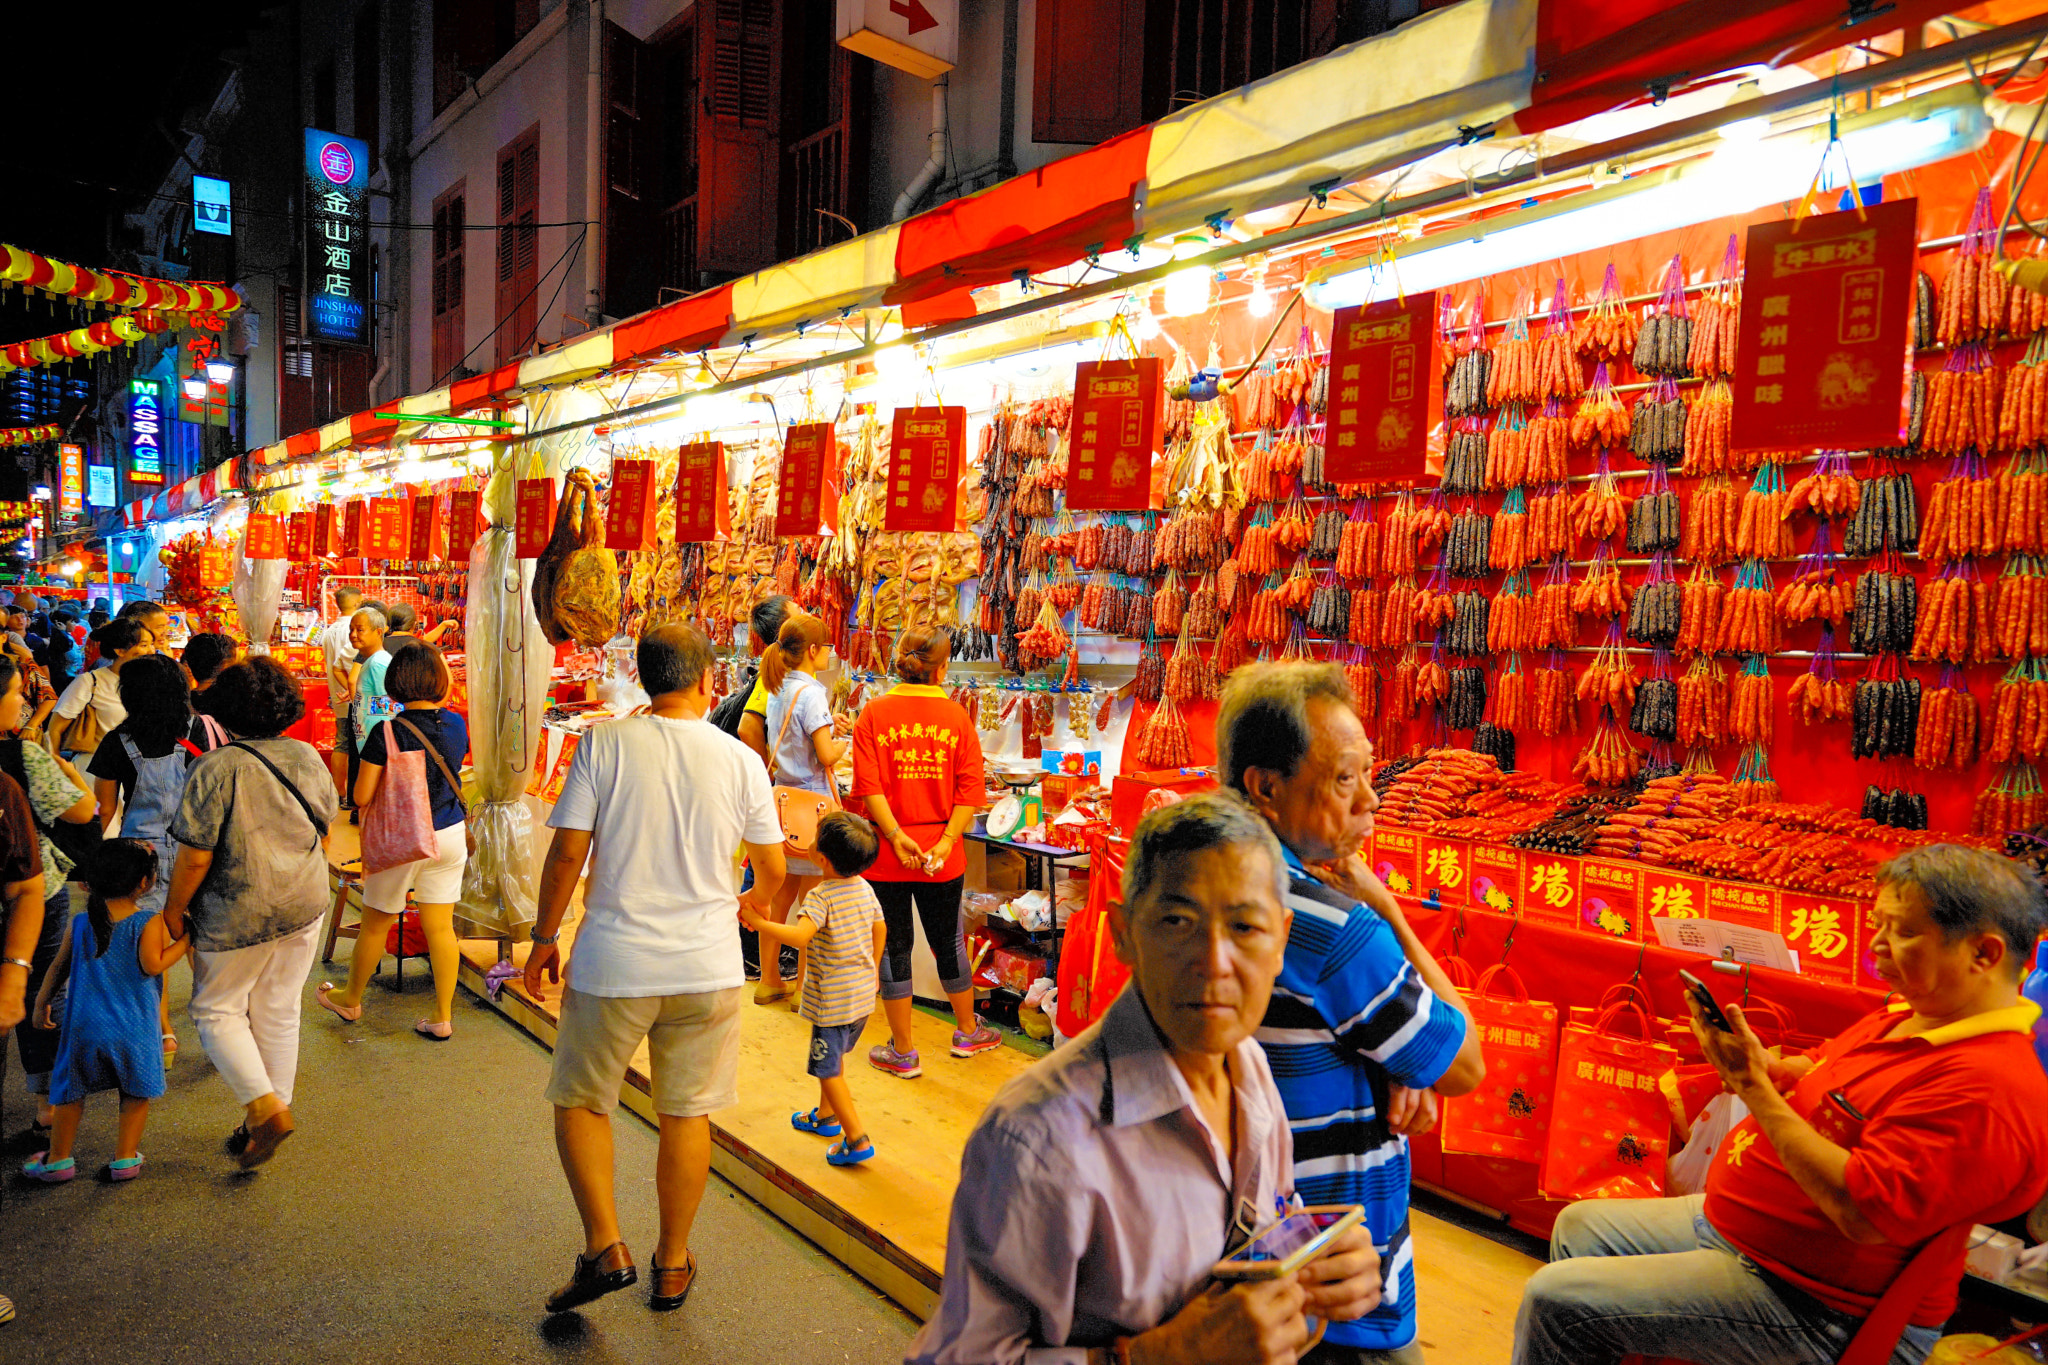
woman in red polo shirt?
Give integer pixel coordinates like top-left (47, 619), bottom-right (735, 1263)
top-left (850, 629), bottom-right (996, 1079)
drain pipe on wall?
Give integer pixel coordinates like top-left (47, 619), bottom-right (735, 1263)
top-left (586, 0), bottom-right (605, 326)
top-left (892, 76), bottom-right (949, 222)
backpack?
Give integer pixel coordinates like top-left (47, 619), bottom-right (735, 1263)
top-left (707, 664), bottom-right (759, 738)
top-left (0, 738), bottom-right (102, 869)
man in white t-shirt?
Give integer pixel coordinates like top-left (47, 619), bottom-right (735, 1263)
top-left (319, 587), bottom-right (363, 800)
top-left (525, 622), bottom-right (787, 1319)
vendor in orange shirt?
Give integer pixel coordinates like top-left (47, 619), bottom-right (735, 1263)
top-left (849, 628), bottom-right (999, 1079)
top-left (1513, 843), bottom-right (2048, 1365)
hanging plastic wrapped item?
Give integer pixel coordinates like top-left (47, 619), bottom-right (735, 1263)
top-left (230, 512), bottom-right (286, 652)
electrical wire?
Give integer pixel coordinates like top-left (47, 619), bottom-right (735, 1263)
top-left (431, 225), bottom-right (587, 390)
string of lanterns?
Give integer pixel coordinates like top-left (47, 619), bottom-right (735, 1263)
top-left (0, 244), bottom-right (239, 314)
top-left (0, 424), bottom-right (61, 446)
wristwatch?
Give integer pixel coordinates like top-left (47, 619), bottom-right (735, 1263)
top-left (530, 930), bottom-right (560, 946)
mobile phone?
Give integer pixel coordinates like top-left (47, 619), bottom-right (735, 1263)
top-left (1679, 969), bottom-right (1734, 1033)
top-left (1211, 1205), bottom-right (1366, 1281)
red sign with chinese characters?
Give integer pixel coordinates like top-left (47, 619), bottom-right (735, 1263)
top-left (409, 493), bottom-right (440, 561)
top-left (1518, 851), bottom-right (1581, 927)
top-left (445, 489), bottom-right (482, 562)
top-left (1779, 891), bottom-right (1858, 983)
top-left (1369, 827), bottom-right (1419, 902)
top-left (1641, 869), bottom-right (1708, 926)
top-left (774, 424), bottom-right (835, 538)
top-left (674, 442), bottom-right (728, 544)
top-left (243, 513), bottom-right (284, 561)
top-left (1066, 358), bottom-right (1161, 511)
top-left (365, 497), bottom-right (410, 560)
top-left (1731, 198), bottom-right (1917, 451)
top-left (884, 406), bottom-right (965, 533)
top-left (1322, 292), bottom-right (1436, 483)
top-left (1578, 859), bottom-right (1644, 942)
top-left (285, 511), bottom-right (314, 562)
top-left (1469, 842), bottom-right (1520, 916)
top-left (342, 501), bottom-right (364, 557)
top-left (515, 478), bottom-right (556, 558)
top-left (1413, 834), bottom-right (1470, 907)
top-left (604, 458), bottom-right (660, 551)
top-left (1705, 880), bottom-right (1780, 934)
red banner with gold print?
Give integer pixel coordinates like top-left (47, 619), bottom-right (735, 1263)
top-left (515, 478), bottom-right (555, 558)
top-left (408, 493), bottom-right (439, 561)
top-left (445, 488), bottom-right (482, 562)
top-left (1066, 359), bottom-right (1160, 511)
top-left (675, 442), bottom-right (728, 543)
top-left (604, 458), bottom-right (659, 550)
top-left (365, 497), bottom-right (410, 560)
top-left (1323, 292), bottom-right (1436, 484)
top-left (774, 424), bottom-right (834, 538)
top-left (884, 407), bottom-right (965, 532)
top-left (285, 511), bottom-right (314, 563)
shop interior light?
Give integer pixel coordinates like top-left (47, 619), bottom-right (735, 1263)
top-left (1307, 86), bottom-right (1989, 309)
top-left (1131, 304), bottom-right (1162, 342)
top-left (59, 559), bottom-right (80, 576)
top-left (1247, 271), bottom-right (1274, 317)
top-left (1163, 266), bottom-right (1213, 318)
top-left (1719, 80), bottom-right (1771, 142)
top-left (204, 359), bottom-right (236, 385)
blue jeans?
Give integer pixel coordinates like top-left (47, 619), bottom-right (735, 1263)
top-left (1511, 1195), bottom-right (1940, 1365)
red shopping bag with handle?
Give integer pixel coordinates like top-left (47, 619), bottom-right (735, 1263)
top-left (1539, 999), bottom-right (1678, 1202)
top-left (1440, 964), bottom-right (1559, 1165)
top-left (1056, 834), bottom-right (1131, 1037)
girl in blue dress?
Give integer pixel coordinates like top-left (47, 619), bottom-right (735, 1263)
top-left (24, 841), bottom-right (185, 1182)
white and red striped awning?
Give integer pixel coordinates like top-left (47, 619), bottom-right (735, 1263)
top-left (143, 0), bottom-right (1967, 528)
top-left (119, 463), bottom-right (241, 529)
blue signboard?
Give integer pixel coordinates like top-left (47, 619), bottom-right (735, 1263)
top-left (128, 378), bottom-right (164, 486)
top-left (303, 129), bottom-right (371, 347)
top-left (193, 175), bottom-right (232, 237)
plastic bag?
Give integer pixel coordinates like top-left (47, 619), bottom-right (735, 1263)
top-left (1667, 1092), bottom-right (1747, 1196)
top-left (231, 525), bottom-right (286, 650)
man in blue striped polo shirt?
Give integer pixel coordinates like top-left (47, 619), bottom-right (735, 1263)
top-left (1221, 662), bottom-right (1486, 1364)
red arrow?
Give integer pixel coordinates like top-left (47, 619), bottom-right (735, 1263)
top-left (889, 0), bottom-right (938, 35)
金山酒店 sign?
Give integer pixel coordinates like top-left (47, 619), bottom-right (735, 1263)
top-left (303, 128), bottom-right (371, 348)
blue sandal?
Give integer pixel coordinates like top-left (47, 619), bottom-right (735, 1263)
top-left (21, 1153), bottom-right (75, 1183)
top-left (826, 1136), bottom-right (875, 1166)
top-left (791, 1108), bottom-right (842, 1137)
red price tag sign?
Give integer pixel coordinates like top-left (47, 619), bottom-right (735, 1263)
top-left (408, 493), bottom-right (440, 562)
top-left (1468, 842), bottom-right (1520, 915)
top-left (445, 489), bottom-right (482, 562)
top-left (1413, 834), bottom-right (1471, 906)
top-left (1641, 869), bottom-right (1708, 926)
top-left (515, 478), bottom-right (556, 558)
top-left (1370, 827), bottom-right (1419, 903)
top-left (1579, 859), bottom-right (1644, 942)
top-left (1067, 358), bottom-right (1160, 511)
top-left (243, 513), bottom-right (285, 561)
top-left (674, 442), bottom-right (728, 544)
top-left (1518, 852), bottom-right (1580, 927)
top-left (1732, 198), bottom-right (1917, 451)
top-left (604, 458), bottom-right (659, 550)
top-left (342, 501), bottom-right (365, 557)
top-left (313, 504), bottom-right (338, 558)
top-left (1322, 292), bottom-right (1436, 483)
top-left (884, 406), bottom-right (964, 533)
top-left (1779, 892), bottom-right (1859, 983)
top-left (285, 511), bottom-right (314, 563)
top-left (365, 497), bottom-right (411, 560)
top-left (774, 423), bottom-right (835, 538)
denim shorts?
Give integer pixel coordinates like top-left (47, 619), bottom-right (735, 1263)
top-left (807, 1020), bottom-right (867, 1079)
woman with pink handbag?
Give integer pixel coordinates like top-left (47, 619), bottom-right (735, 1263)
top-left (755, 613), bottom-right (849, 1006)
top-left (316, 643), bottom-right (471, 1040)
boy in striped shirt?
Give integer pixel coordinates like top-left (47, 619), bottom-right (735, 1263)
top-left (741, 811), bottom-right (886, 1166)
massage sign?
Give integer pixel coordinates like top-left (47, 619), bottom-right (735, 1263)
top-left (1066, 358), bottom-right (1160, 511)
top-left (884, 406), bottom-right (964, 532)
top-left (774, 423), bottom-right (835, 537)
top-left (1323, 291), bottom-right (1438, 484)
top-left (1731, 198), bottom-right (1916, 450)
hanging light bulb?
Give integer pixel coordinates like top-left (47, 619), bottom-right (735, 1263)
top-left (1163, 266), bottom-right (1212, 319)
top-left (1131, 304), bottom-right (1162, 342)
top-left (1247, 271), bottom-right (1274, 317)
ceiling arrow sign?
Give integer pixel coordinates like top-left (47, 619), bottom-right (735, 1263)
top-left (889, 0), bottom-right (938, 34)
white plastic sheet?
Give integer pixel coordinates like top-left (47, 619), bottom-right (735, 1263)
top-left (230, 527), bottom-right (285, 652)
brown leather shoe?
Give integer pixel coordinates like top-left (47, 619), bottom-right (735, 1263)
top-left (545, 1242), bottom-right (637, 1315)
top-left (235, 1109), bottom-right (295, 1170)
top-left (649, 1252), bottom-right (696, 1312)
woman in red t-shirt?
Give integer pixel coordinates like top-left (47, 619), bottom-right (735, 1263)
top-left (850, 629), bottom-right (997, 1078)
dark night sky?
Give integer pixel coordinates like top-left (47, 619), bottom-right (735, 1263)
top-left (0, 3), bottom-right (273, 345)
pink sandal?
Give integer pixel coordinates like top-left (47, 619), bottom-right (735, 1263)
top-left (413, 1018), bottom-right (453, 1041)
top-left (316, 982), bottom-right (362, 1024)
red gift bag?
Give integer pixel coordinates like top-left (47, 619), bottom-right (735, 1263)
top-left (1539, 1000), bottom-right (1678, 1202)
top-left (1055, 834), bottom-right (1132, 1037)
top-left (1440, 964), bottom-right (1560, 1165)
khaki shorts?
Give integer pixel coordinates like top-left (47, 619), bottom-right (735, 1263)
top-left (545, 985), bottom-right (743, 1118)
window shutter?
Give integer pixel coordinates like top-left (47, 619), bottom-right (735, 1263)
top-left (1032, 0), bottom-right (1149, 145)
top-left (278, 284), bottom-right (314, 437)
top-left (780, 7), bottom-right (868, 261)
top-left (495, 130), bottom-right (539, 365)
top-left (432, 190), bottom-right (466, 381)
top-left (695, 0), bottom-right (781, 277)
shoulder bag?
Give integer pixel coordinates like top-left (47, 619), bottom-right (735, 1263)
top-left (0, 738), bottom-right (101, 869)
top-left (358, 718), bottom-right (437, 876)
top-left (45, 668), bottom-right (107, 760)
top-left (390, 713), bottom-right (474, 855)
top-left (227, 741), bottom-right (328, 849)
top-left (767, 682), bottom-right (838, 863)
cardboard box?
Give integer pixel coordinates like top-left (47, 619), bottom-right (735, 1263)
top-left (1111, 769), bottom-right (1217, 835)
top-left (981, 845), bottom-right (1030, 894)
top-left (990, 945), bottom-right (1048, 994)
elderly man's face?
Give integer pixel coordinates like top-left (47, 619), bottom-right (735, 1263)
top-left (350, 612), bottom-right (381, 653)
top-left (1113, 845), bottom-right (1290, 1059)
top-left (1245, 696), bottom-right (1378, 863)
top-left (1867, 882), bottom-right (2010, 1007)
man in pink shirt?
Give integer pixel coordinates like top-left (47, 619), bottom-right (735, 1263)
top-left (908, 791), bottom-right (1384, 1365)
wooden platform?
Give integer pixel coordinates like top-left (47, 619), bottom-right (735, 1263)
top-left (323, 827), bottom-right (1537, 1358)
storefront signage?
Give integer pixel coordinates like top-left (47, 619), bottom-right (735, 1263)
top-left (408, 492), bottom-right (439, 561)
top-left (1579, 859), bottom-right (1643, 942)
top-left (515, 478), bottom-right (555, 558)
top-left (1518, 851), bottom-right (1580, 927)
top-left (193, 174), bottom-right (232, 237)
top-left (1412, 834), bottom-right (1469, 908)
top-left (364, 497), bottom-right (409, 560)
top-left (884, 406), bottom-right (963, 533)
top-left (1323, 291), bottom-right (1436, 484)
top-left (1731, 198), bottom-right (1917, 451)
top-left (445, 488), bottom-right (482, 561)
top-left (674, 442), bottom-right (728, 544)
top-left (1468, 842), bottom-right (1519, 915)
top-left (773, 423), bottom-right (834, 538)
top-left (1066, 358), bottom-right (1160, 512)
top-left (286, 511), bottom-right (314, 561)
top-left (1368, 827), bottom-right (1417, 900)
top-left (57, 444), bottom-right (83, 517)
top-left (244, 513), bottom-right (285, 560)
top-left (835, 0), bottom-right (958, 79)
top-left (1779, 891), bottom-right (1857, 983)
top-left (127, 378), bottom-right (164, 485)
top-left (1640, 869), bottom-right (1707, 925)
top-left (303, 128), bottom-right (371, 348)
top-left (1704, 880), bottom-right (1779, 933)
top-left (86, 464), bottom-right (115, 509)
top-left (604, 459), bottom-right (659, 551)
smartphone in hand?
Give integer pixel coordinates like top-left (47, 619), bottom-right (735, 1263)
top-left (1680, 969), bottom-right (1734, 1033)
